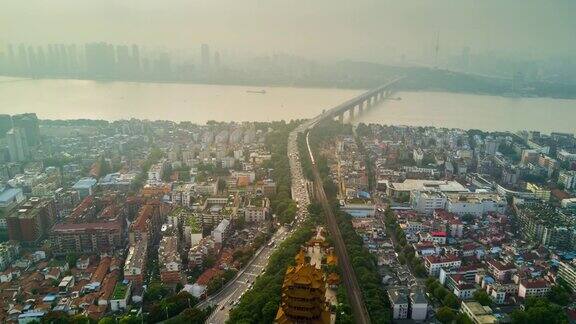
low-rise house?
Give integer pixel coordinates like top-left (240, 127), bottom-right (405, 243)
top-left (388, 287), bottom-right (409, 319)
top-left (486, 259), bottom-right (516, 282)
top-left (109, 281), bottom-right (131, 312)
top-left (460, 301), bottom-right (497, 324)
top-left (410, 287), bottom-right (428, 321)
top-left (58, 276), bottom-right (75, 294)
top-left (159, 236), bottom-right (182, 284)
top-left (424, 254), bottom-right (462, 277)
top-left (518, 279), bottom-right (550, 299)
top-left (124, 242), bottom-right (147, 284)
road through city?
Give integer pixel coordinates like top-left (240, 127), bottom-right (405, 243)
top-left (202, 121), bottom-right (313, 323)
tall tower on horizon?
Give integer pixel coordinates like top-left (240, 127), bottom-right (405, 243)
top-left (7, 127), bottom-right (29, 162)
top-left (434, 32), bottom-right (440, 67)
top-left (201, 43), bottom-right (210, 70)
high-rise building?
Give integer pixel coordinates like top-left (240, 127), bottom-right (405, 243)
top-left (6, 128), bottom-right (29, 162)
top-left (0, 115), bottom-right (12, 138)
top-left (485, 137), bottom-right (499, 155)
top-left (85, 42), bottom-right (116, 77)
top-left (558, 261), bottom-right (576, 292)
top-left (12, 113), bottom-right (40, 146)
top-left (214, 51), bottom-right (220, 68)
top-left (17, 44), bottom-right (28, 72)
top-left (131, 44), bottom-right (141, 75)
top-left (461, 46), bottom-right (470, 70)
top-left (7, 197), bottom-right (55, 244)
top-left (201, 44), bottom-right (210, 70)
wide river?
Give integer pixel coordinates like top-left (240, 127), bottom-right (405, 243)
top-left (0, 77), bottom-right (574, 133)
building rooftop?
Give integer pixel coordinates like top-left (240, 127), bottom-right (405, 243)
top-left (72, 178), bottom-right (97, 190)
top-left (125, 243), bottom-right (147, 270)
top-left (0, 187), bottom-right (23, 205)
top-left (111, 282), bottom-right (130, 300)
top-left (387, 287), bottom-right (409, 304)
top-left (390, 179), bottom-right (468, 193)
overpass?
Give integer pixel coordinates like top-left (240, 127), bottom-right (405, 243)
top-left (316, 77), bottom-right (403, 124)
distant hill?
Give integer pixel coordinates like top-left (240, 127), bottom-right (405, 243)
top-left (295, 61), bottom-right (576, 99)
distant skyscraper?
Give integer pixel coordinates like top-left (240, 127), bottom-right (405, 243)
top-left (17, 44), bottom-right (28, 72)
top-left (12, 113), bottom-right (40, 146)
top-left (214, 51), bottom-right (221, 68)
top-left (37, 46), bottom-right (46, 73)
top-left (201, 44), bottom-right (210, 70)
top-left (6, 128), bottom-right (28, 162)
top-left (7, 44), bottom-right (15, 65)
top-left (131, 44), bottom-right (141, 74)
top-left (85, 42), bottom-right (116, 77)
top-left (461, 46), bottom-right (470, 70)
top-left (0, 115), bottom-right (12, 138)
top-left (67, 44), bottom-right (77, 71)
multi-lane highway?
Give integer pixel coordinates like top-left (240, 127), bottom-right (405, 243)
top-left (202, 122), bottom-right (312, 323)
top-left (202, 80), bottom-right (400, 323)
top-left (203, 225), bottom-right (291, 324)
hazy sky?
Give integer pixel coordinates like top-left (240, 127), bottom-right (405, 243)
top-left (1, 0), bottom-right (575, 62)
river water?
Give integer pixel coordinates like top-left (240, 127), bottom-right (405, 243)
top-left (355, 91), bottom-right (576, 133)
top-left (0, 77), bottom-right (574, 133)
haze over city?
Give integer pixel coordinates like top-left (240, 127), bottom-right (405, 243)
top-left (2, 0), bottom-right (576, 63)
top-left (0, 1), bottom-right (575, 324)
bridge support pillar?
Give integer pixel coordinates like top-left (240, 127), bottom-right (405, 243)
top-left (349, 108), bottom-right (355, 121)
top-left (338, 113), bottom-right (344, 123)
top-left (358, 102), bottom-right (364, 114)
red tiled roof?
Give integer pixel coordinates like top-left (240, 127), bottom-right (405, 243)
top-left (71, 196), bottom-right (94, 219)
top-left (52, 220), bottom-right (121, 232)
top-left (90, 257), bottom-right (111, 284)
top-left (424, 254), bottom-right (460, 264)
top-left (521, 279), bottom-right (550, 289)
top-left (132, 204), bottom-right (154, 232)
top-left (487, 259), bottom-right (515, 271)
top-left (196, 268), bottom-right (223, 286)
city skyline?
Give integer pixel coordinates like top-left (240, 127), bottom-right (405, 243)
top-left (2, 0), bottom-right (576, 64)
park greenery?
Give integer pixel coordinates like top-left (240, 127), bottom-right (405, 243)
top-left (227, 216), bottom-right (318, 323)
top-left (297, 120), bottom-right (392, 323)
top-left (131, 147), bottom-right (164, 190)
top-left (36, 291), bottom-right (210, 324)
top-left (384, 209), bottom-right (427, 278)
top-left (264, 120), bottom-right (301, 224)
top-left (207, 269), bottom-right (238, 294)
top-left (510, 297), bottom-right (569, 324)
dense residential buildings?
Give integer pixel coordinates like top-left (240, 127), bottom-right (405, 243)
top-left (158, 236), bottom-right (182, 284)
top-left (124, 242), bottom-right (147, 284)
top-left (325, 124), bottom-right (576, 323)
top-left (0, 110), bottom-right (573, 322)
top-left (0, 117), bottom-right (288, 321)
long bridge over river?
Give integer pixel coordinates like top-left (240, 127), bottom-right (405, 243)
top-left (312, 77), bottom-right (403, 125)
top-left (300, 77), bottom-right (403, 324)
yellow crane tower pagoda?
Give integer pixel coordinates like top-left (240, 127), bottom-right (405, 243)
top-left (275, 249), bottom-right (331, 324)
